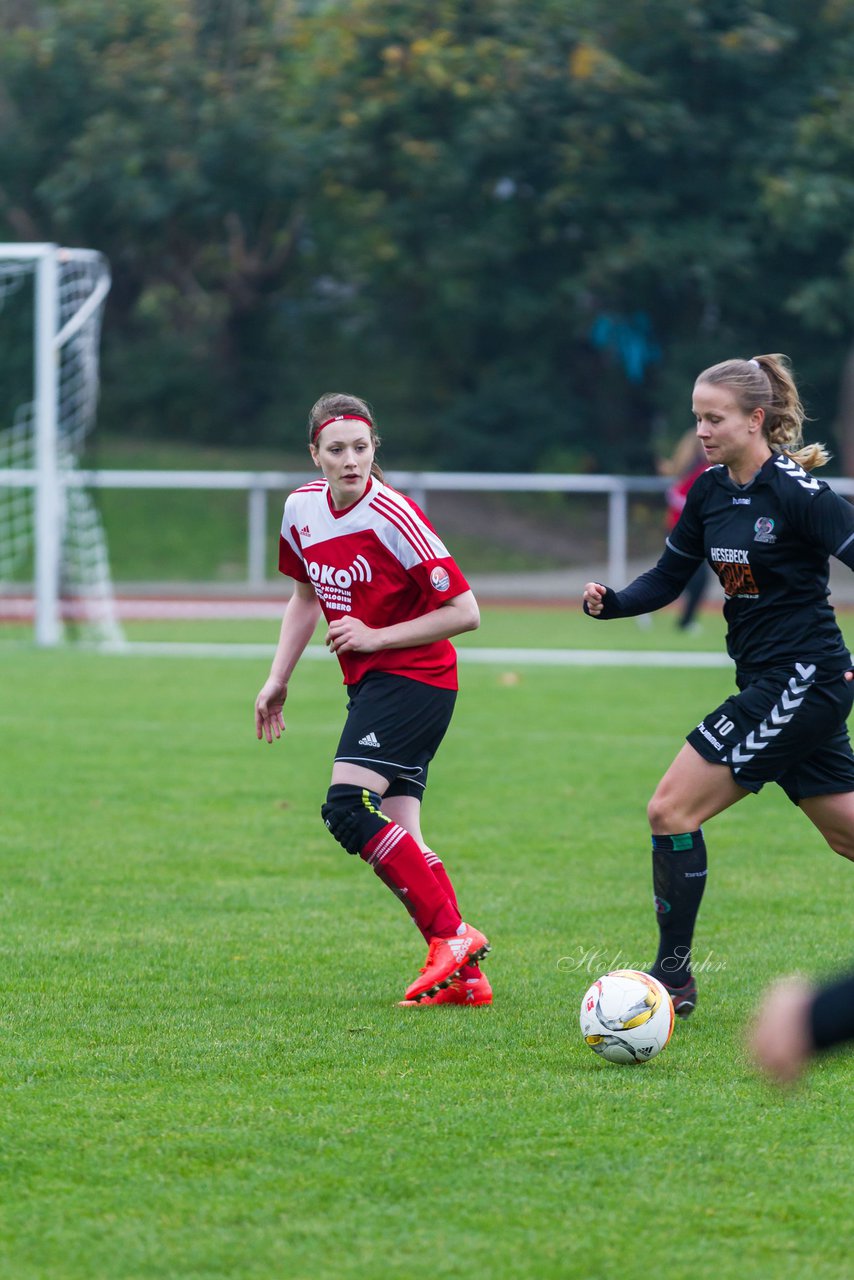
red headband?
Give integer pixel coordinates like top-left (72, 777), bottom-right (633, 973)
top-left (311, 414), bottom-right (373, 444)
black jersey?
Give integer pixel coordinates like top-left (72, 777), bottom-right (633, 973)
top-left (595, 453), bottom-right (854, 675)
top-left (811, 969), bottom-right (854, 1052)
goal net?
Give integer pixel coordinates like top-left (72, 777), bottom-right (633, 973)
top-left (0, 244), bottom-right (123, 645)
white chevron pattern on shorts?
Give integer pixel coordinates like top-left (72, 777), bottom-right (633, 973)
top-left (728, 664), bottom-right (816, 772)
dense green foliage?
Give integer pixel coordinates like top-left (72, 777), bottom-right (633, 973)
top-left (2, 635), bottom-right (854, 1278)
top-left (2, 1), bottom-right (854, 469)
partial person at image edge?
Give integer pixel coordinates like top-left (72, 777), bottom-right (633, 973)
top-left (750, 969), bottom-right (854, 1084)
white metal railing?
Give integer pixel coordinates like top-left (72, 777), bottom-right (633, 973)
top-left (1, 466), bottom-right (677, 591)
top-left (3, 465), bottom-right (854, 606)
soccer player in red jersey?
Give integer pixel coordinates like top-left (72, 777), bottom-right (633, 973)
top-left (254, 393), bottom-right (491, 1006)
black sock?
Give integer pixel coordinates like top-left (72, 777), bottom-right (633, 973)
top-left (649, 830), bottom-right (707, 986)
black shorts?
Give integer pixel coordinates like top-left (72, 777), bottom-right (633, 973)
top-left (334, 671), bottom-right (457, 798)
top-left (687, 662), bottom-right (854, 803)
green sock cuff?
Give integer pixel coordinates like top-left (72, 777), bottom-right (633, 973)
top-left (651, 831), bottom-right (702, 853)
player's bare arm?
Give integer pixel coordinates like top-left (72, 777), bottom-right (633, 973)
top-left (255, 581), bottom-right (322, 742)
top-left (326, 589), bottom-right (480, 655)
top-left (749, 977), bottom-right (816, 1084)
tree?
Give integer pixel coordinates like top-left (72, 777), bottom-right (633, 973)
top-left (760, 13), bottom-right (854, 469)
top-left (1, 0), bottom-right (314, 441)
top-left (291, 0), bottom-right (854, 467)
top-left (3, 0), bottom-right (853, 469)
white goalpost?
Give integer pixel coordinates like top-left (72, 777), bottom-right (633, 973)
top-left (0, 242), bottom-right (122, 646)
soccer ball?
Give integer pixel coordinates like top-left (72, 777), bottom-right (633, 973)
top-left (579, 969), bottom-right (675, 1064)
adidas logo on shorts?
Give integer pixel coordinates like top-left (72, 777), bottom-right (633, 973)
top-left (358, 732), bottom-right (381, 748)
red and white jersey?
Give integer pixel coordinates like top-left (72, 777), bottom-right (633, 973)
top-left (278, 476), bottom-right (471, 689)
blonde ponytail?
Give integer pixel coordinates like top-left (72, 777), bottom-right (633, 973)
top-left (696, 354), bottom-right (830, 471)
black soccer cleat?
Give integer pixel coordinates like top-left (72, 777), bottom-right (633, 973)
top-left (661, 974), bottom-right (698, 1019)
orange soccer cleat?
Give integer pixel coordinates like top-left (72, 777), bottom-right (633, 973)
top-left (398, 972), bottom-right (493, 1007)
top-left (403, 923), bottom-right (491, 1003)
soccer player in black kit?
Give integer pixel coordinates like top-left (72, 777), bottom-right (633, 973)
top-left (583, 354), bottom-right (854, 1017)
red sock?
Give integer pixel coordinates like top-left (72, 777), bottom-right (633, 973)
top-left (362, 826), bottom-right (461, 939)
top-left (424, 850), bottom-right (481, 979)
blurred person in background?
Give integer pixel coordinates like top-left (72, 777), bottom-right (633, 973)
top-left (254, 393), bottom-right (492, 1007)
top-left (658, 429), bottom-right (712, 632)
top-left (583, 354), bottom-right (854, 1019)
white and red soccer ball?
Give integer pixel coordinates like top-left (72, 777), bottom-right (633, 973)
top-left (579, 969), bottom-right (675, 1064)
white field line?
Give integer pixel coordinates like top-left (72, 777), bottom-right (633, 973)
top-left (1, 595), bottom-right (732, 666)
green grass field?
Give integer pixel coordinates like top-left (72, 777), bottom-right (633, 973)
top-left (0, 597), bottom-right (735, 652)
top-left (2, 613), bottom-right (854, 1278)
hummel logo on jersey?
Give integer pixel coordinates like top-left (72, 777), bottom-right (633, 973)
top-left (359, 732), bottom-right (381, 748)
